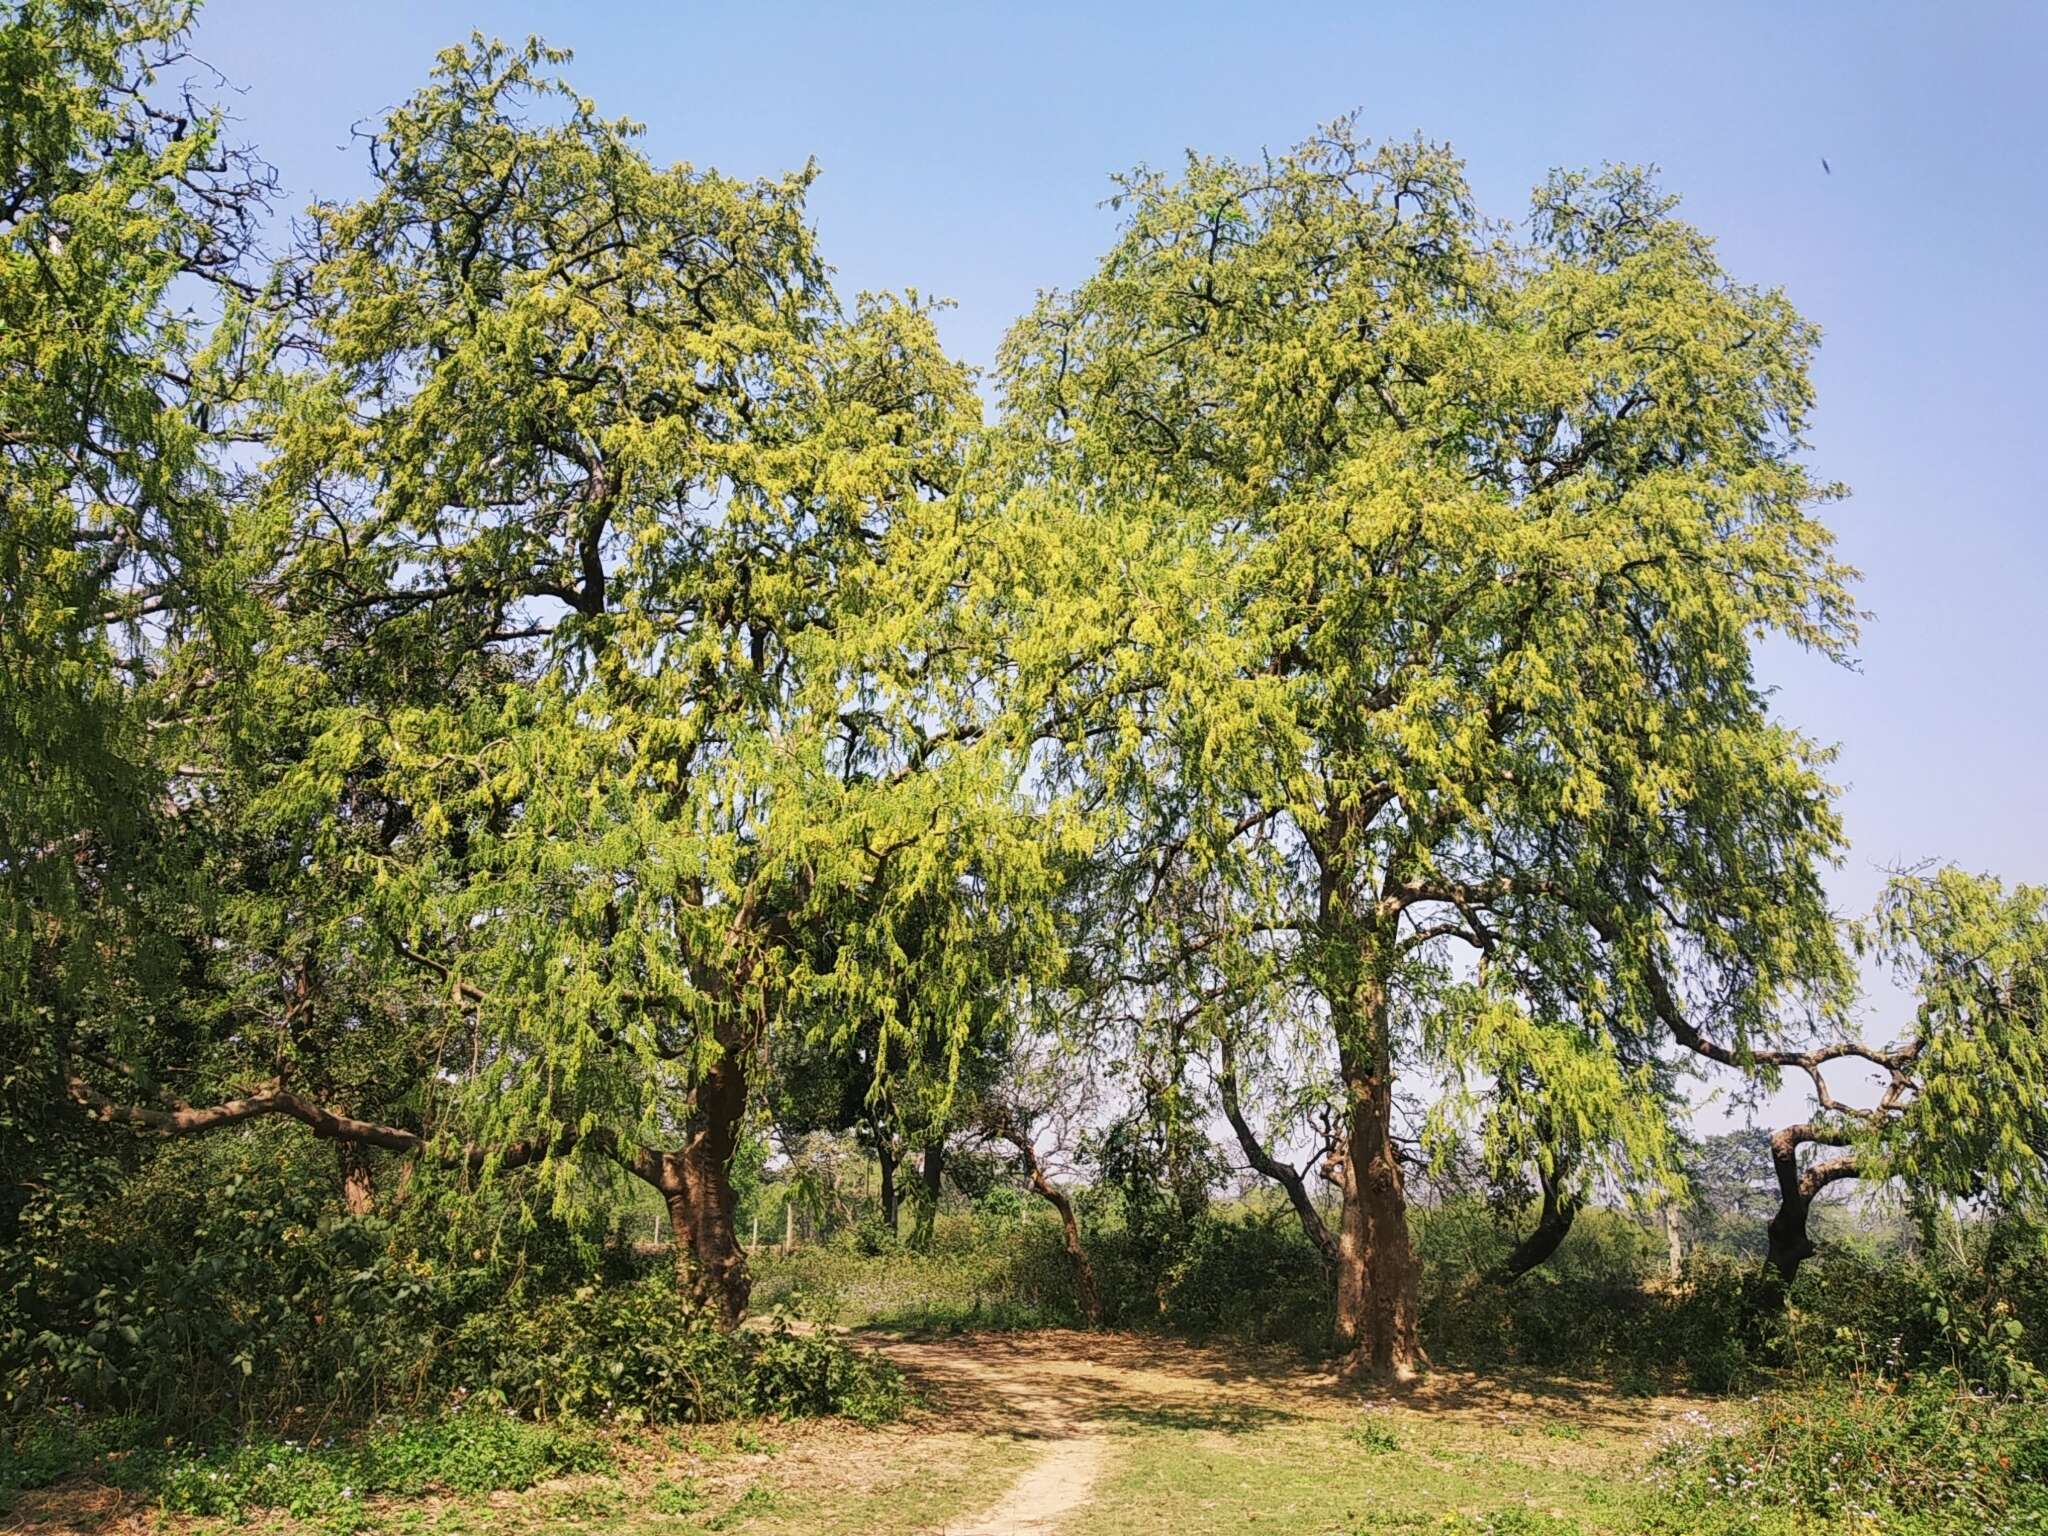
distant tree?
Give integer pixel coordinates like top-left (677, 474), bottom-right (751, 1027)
top-left (1727, 869), bottom-right (2048, 1281)
top-left (1681, 1127), bottom-right (1783, 1258)
top-left (993, 125), bottom-right (1856, 1376)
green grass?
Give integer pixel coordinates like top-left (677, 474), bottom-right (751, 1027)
top-left (3, 1414), bottom-right (1033, 1536)
top-left (10, 1337), bottom-right (2040, 1536)
top-left (1067, 1414), bottom-right (1653, 1536)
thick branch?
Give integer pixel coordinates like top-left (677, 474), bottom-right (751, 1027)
top-left (1216, 1034), bottom-right (1337, 1266)
top-left (67, 1067), bottom-right (585, 1173)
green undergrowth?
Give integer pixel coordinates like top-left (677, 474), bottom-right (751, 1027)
top-left (0, 1409), bottom-right (610, 1521)
top-left (1646, 1378), bottom-right (2048, 1535)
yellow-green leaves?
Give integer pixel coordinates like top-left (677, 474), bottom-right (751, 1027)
top-left (992, 121), bottom-right (1857, 1199)
top-left (249, 35), bottom-right (1050, 1186)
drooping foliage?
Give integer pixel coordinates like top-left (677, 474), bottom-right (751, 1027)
top-left (1, 0), bottom-right (271, 1308)
top-left (8, 1), bottom-right (2046, 1439)
top-left (989, 122), bottom-right (1859, 1373)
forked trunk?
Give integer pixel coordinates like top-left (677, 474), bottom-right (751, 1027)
top-left (1764, 1124), bottom-right (1860, 1286)
top-left (1333, 1035), bottom-right (1424, 1381)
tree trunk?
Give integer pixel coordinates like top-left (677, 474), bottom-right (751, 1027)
top-left (1764, 1124), bottom-right (1859, 1285)
top-left (337, 1142), bottom-right (375, 1217)
top-left (1333, 1022), bottom-right (1424, 1380)
top-left (655, 1020), bottom-right (752, 1327)
top-left (910, 1140), bottom-right (944, 1248)
top-left (783, 1194), bottom-right (795, 1253)
top-left (997, 1119), bottom-right (1102, 1327)
top-left (1663, 1202), bottom-right (1684, 1283)
top-left (1491, 1170), bottom-right (1579, 1283)
top-left (875, 1129), bottom-right (900, 1236)
top-left (1219, 1032), bottom-right (1338, 1266)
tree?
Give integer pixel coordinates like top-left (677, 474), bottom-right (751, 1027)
top-left (62, 36), bottom-right (1052, 1327)
top-left (992, 125), bottom-right (1856, 1376)
top-left (1732, 869), bottom-right (2048, 1281)
top-left (976, 1032), bottom-right (1104, 1328)
top-left (2, 0), bottom-right (273, 1257)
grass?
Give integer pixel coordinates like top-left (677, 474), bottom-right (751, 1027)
top-left (1065, 1383), bottom-right (1670, 1536)
top-left (2, 1414), bottom-right (1034, 1536)
top-left (9, 1337), bottom-right (2040, 1536)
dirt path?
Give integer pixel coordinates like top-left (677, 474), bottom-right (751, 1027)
top-left (867, 1330), bottom-right (1705, 1536)
top-left (871, 1332), bottom-right (1318, 1535)
top-left (877, 1336), bottom-right (1107, 1535)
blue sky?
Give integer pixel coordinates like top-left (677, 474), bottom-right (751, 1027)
top-left (188, 0), bottom-right (2046, 1062)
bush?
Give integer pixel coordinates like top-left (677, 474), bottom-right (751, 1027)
top-left (2, 1126), bottom-right (902, 1433)
top-left (1115, 1213), bottom-right (1330, 1352)
top-left (1649, 1380), bottom-right (2048, 1534)
top-left (450, 1276), bottom-right (903, 1425)
top-left (1777, 1236), bottom-right (2048, 1397)
top-left (751, 1212), bottom-right (1080, 1330)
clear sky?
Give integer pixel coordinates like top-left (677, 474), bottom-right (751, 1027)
top-left (186, 0), bottom-right (2046, 1071)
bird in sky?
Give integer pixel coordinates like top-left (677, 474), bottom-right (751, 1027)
top-left (1821, 158), bottom-right (1832, 174)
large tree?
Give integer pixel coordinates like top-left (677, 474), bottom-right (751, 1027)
top-left (2, 0), bottom-right (273, 1254)
top-left (992, 126), bottom-right (1856, 1376)
top-left (63, 36), bottom-right (1054, 1326)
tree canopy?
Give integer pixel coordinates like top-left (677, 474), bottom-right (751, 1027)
top-left (10, 4), bottom-right (2044, 1397)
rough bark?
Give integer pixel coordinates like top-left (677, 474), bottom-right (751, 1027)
top-left (921, 1141), bottom-right (945, 1205)
top-left (1332, 998), bottom-right (1424, 1381)
top-left (994, 1116), bottom-right (1102, 1328)
top-left (1217, 1032), bottom-right (1337, 1266)
top-left (337, 1141), bottom-right (376, 1217)
top-left (645, 1018), bottom-right (752, 1326)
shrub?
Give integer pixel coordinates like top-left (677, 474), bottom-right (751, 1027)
top-left (751, 1212), bottom-right (1079, 1330)
top-left (1648, 1380), bottom-right (2048, 1534)
top-left (450, 1276), bottom-right (903, 1425)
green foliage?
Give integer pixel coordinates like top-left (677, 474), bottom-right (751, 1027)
top-left (1416, 1198), bottom-right (1673, 1373)
top-left (992, 120), bottom-right (1860, 1290)
top-left (1776, 1227), bottom-right (2048, 1397)
top-left (3, 1128), bottom-right (901, 1428)
top-left (4, 1), bottom-right (2041, 1491)
top-left (1861, 871), bottom-right (2048, 1217)
top-left (650, 1475), bottom-right (706, 1515)
top-left (1101, 1213), bottom-right (1332, 1352)
top-left (752, 1212), bottom-right (1080, 1331)
top-left (1649, 1382), bottom-right (2048, 1534)
top-left (1, 1409), bottom-right (609, 1518)
top-left (1345, 1419), bottom-right (1400, 1454)
top-left (451, 1276), bottom-right (902, 1425)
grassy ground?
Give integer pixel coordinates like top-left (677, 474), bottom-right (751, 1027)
top-left (1067, 1390), bottom-right (1671, 1535)
top-left (3, 1414), bottom-right (1035, 1536)
top-left (8, 1330), bottom-right (2002, 1536)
